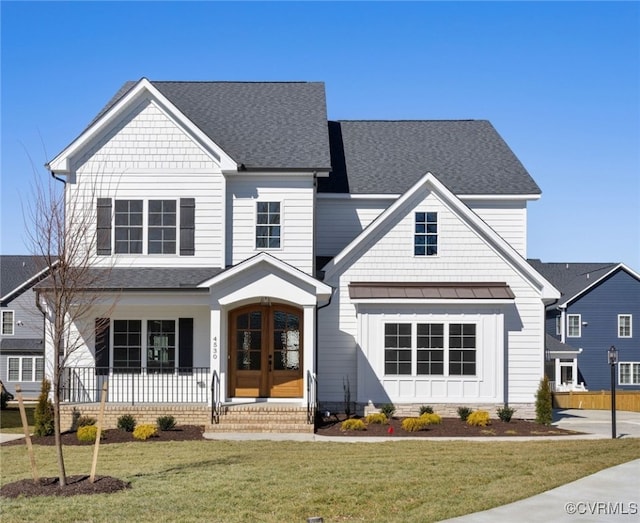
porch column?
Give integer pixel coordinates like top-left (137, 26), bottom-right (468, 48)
top-left (303, 305), bottom-right (316, 403)
top-left (555, 358), bottom-right (561, 387)
top-left (210, 306), bottom-right (223, 405)
top-left (572, 357), bottom-right (578, 387)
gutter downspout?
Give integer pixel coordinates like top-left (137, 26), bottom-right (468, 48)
top-left (314, 287), bottom-right (334, 405)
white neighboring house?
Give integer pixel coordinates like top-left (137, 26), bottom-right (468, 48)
top-left (42, 78), bottom-right (559, 427)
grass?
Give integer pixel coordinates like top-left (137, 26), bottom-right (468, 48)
top-left (0, 407), bottom-right (35, 434)
top-left (1, 439), bottom-right (639, 522)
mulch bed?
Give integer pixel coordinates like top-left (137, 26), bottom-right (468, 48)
top-left (0, 475), bottom-right (130, 498)
top-left (314, 415), bottom-right (582, 438)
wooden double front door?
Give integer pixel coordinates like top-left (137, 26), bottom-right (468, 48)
top-left (229, 305), bottom-right (303, 398)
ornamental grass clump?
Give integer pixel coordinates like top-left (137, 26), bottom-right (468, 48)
top-left (466, 410), bottom-right (491, 427)
top-left (133, 424), bottom-right (158, 440)
top-left (340, 419), bottom-right (366, 431)
top-left (76, 425), bottom-right (99, 443)
top-left (401, 416), bottom-right (430, 432)
top-left (365, 413), bottom-right (388, 425)
top-left (420, 412), bottom-right (442, 425)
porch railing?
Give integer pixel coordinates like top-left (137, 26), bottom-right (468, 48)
top-left (306, 370), bottom-right (317, 424)
top-left (61, 367), bottom-right (210, 405)
top-left (210, 370), bottom-right (221, 424)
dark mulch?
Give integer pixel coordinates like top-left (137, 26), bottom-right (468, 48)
top-left (0, 475), bottom-right (130, 498)
top-left (315, 415), bottom-right (583, 438)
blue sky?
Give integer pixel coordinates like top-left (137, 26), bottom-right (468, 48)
top-left (2, 1), bottom-right (639, 268)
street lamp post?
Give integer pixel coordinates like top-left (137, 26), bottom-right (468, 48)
top-left (608, 345), bottom-right (618, 439)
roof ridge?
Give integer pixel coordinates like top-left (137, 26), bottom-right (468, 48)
top-left (334, 119), bottom-right (482, 123)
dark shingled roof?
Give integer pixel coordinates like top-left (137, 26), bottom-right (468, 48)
top-left (545, 334), bottom-right (580, 353)
top-left (93, 80), bottom-right (332, 171)
top-left (0, 338), bottom-right (44, 353)
top-left (528, 260), bottom-right (619, 307)
top-left (1, 256), bottom-right (50, 304)
top-left (36, 267), bottom-right (223, 291)
top-left (319, 120), bottom-right (540, 195)
top-left (348, 282), bottom-right (515, 300)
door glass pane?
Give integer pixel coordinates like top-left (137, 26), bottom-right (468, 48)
top-left (273, 311), bottom-right (300, 370)
top-left (236, 312), bottom-right (262, 371)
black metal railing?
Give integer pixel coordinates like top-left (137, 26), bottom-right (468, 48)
top-left (61, 367), bottom-right (210, 405)
top-left (210, 370), bottom-right (221, 424)
top-left (306, 370), bottom-right (317, 424)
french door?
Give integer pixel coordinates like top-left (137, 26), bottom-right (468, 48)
top-left (229, 304), bottom-right (303, 398)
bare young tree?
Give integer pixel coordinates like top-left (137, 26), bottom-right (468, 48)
top-left (24, 168), bottom-right (116, 487)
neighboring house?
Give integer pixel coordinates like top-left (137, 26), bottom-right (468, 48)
top-left (42, 78), bottom-right (559, 428)
top-left (0, 256), bottom-right (51, 398)
top-left (530, 261), bottom-right (640, 392)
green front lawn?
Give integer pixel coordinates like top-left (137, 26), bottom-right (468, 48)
top-left (0, 407), bottom-right (35, 434)
top-left (1, 438), bottom-right (638, 522)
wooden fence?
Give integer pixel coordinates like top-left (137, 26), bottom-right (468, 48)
top-left (553, 391), bottom-right (640, 412)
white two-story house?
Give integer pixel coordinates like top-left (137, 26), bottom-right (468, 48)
top-left (43, 79), bottom-right (558, 429)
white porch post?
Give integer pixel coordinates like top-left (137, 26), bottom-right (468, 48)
top-left (303, 305), bottom-right (315, 403)
top-left (572, 357), bottom-right (578, 387)
top-left (210, 305), bottom-right (223, 405)
top-left (555, 358), bottom-right (561, 387)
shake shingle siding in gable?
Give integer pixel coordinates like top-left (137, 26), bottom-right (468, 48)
top-left (320, 120), bottom-right (540, 195)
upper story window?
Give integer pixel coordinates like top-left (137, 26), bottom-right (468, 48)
top-left (618, 315), bottom-right (632, 338)
top-left (414, 212), bottom-right (438, 256)
top-left (114, 200), bottom-right (143, 254)
top-left (384, 322), bottom-right (476, 377)
top-left (555, 316), bottom-right (561, 336)
top-left (148, 200), bottom-right (177, 254)
top-left (256, 202), bottom-right (281, 249)
top-left (1, 310), bottom-right (14, 335)
top-left (97, 198), bottom-right (195, 256)
top-left (567, 314), bottom-right (581, 337)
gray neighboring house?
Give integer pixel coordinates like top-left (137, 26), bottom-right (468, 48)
top-left (0, 255), bottom-right (52, 398)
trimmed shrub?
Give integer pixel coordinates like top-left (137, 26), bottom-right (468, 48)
top-left (420, 412), bottom-right (442, 425)
top-left (497, 405), bottom-right (515, 422)
top-left (536, 375), bottom-right (553, 426)
top-left (133, 424), bottom-right (158, 440)
top-left (457, 406), bottom-right (472, 422)
top-left (77, 415), bottom-right (97, 428)
top-left (419, 405), bottom-right (434, 415)
top-left (379, 403), bottom-right (396, 419)
top-left (467, 410), bottom-right (491, 427)
top-left (34, 379), bottom-right (54, 436)
top-left (117, 414), bottom-right (137, 432)
top-left (340, 419), bottom-right (366, 431)
top-left (401, 417), bottom-right (430, 432)
top-left (77, 425), bottom-right (99, 443)
top-left (157, 415), bottom-right (177, 431)
top-left (365, 413), bottom-right (388, 425)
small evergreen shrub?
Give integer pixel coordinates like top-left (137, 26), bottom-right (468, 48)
top-left (467, 410), bottom-right (491, 427)
top-left (77, 415), bottom-right (97, 428)
top-left (117, 414), bottom-right (137, 432)
top-left (0, 392), bottom-right (11, 410)
top-left (497, 405), bottom-right (515, 422)
top-left (340, 419), bottom-right (366, 431)
top-left (419, 405), bottom-right (434, 415)
top-left (133, 424), bottom-right (158, 440)
top-left (420, 412), bottom-right (442, 425)
top-left (379, 403), bottom-right (396, 419)
top-left (34, 379), bottom-right (54, 436)
top-left (157, 415), bottom-right (177, 431)
top-left (401, 417), bottom-right (430, 432)
top-left (365, 413), bottom-right (388, 425)
top-left (457, 406), bottom-right (472, 422)
top-left (536, 375), bottom-right (553, 426)
top-left (77, 425), bottom-right (99, 443)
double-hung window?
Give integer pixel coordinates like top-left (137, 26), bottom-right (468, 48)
top-left (256, 202), bottom-right (281, 249)
top-left (1, 310), bottom-right (14, 335)
top-left (384, 322), bottom-right (477, 377)
top-left (113, 320), bottom-right (142, 373)
top-left (567, 314), bottom-right (581, 337)
top-left (414, 212), bottom-right (438, 256)
top-left (619, 362), bottom-right (640, 385)
top-left (147, 320), bottom-right (176, 373)
top-left (7, 356), bottom-right (44, 382)
top-left (114, 200), bottom-right (143, 254)
top-left (148, 200), bottom-right (177, 254)
top-left (618, 315), bottom-right (632, 338)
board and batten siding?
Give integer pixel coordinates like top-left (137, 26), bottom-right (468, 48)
top-left (226, 176), bottom-right (315, 275)
top-left (68, 98), bottom-right (225, 268)
top-left (317, 187), bottom-right (546, 405)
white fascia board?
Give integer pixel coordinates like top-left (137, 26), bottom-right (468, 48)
top-left (0, 262), bottom-right (58, 304)
top-left (316, 193), bottom-right (399, 200)
top-left (458, 194), bottom-right (541, 201)
top-left (199, 252), bottom-right (332, 299)
top-left (324, 171), bottom-right (560, 301)
top-left (351, 298), bottom-right (514, 306)
top-left (47, 78), bottom-right (238, 173)
top-left (548, 348), bottom-right (583, 357)
top-left (558, 263), bottom-right (638, 308)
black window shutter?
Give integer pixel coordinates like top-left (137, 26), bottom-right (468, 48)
top-left (180, 198), bottom-right (195, 255)
top-left (95, 318), bottom-right (110, 375)
top-left (96, 198), bottom-right (112, 255)
top-left (178, 318), bottom-right (194, 372)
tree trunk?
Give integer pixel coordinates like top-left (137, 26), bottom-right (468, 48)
top-left (53, 316), bottom-right (67, 487)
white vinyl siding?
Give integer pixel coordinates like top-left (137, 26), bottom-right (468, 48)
top-left (465, 199), bottom-right (529, 257)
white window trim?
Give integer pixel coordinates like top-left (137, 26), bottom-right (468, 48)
top-left (567, 314), bottom-right (581, 338)
top-left (113, 198), bottom-right (181, 257)
top-left (383, 321), bottom-right (478, 378)
top-left (618, 314), bottom-right (632, 338)
top-left (1, 310), bottom-right (15, 336)
top-left (618, 362), bottom-right (640, 386)
top-left (254, 199), bottom-right (283, 251)
top-left (111, 318), bottom-right (179, 370)
top-left (413, 211), bottom-right (439, 258)
top-left (7, 356), bottom-right (44, 382)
